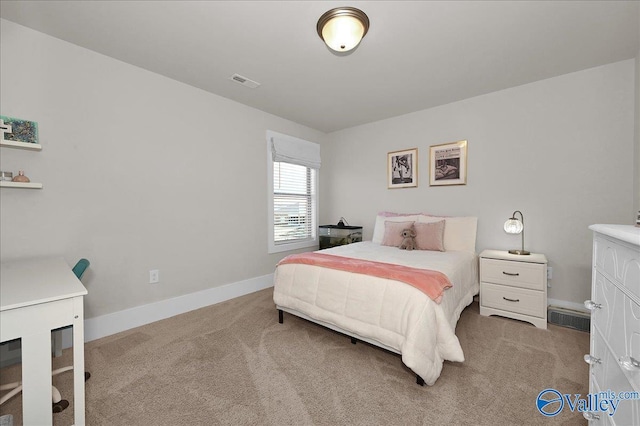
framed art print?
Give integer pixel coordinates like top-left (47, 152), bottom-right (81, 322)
top-left (429, 140), bottom-right (467, 186)
top-left (388, 148), bottom-right (417, 189)
top-left (0, 115), bottom-right (39, 144)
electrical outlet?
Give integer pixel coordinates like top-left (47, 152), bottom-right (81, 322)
top-left (547, 266), bottom-right (553, 280)
top-left (149, 269), bottom-right (159, 284)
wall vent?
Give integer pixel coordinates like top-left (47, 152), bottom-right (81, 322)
top-left (547, 306), bottom-right (590, 332)
top-left (229, 73), bottom-right (260, 89)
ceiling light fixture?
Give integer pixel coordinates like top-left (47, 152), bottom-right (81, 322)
top-left (317, 7), bottom-right (369, 53)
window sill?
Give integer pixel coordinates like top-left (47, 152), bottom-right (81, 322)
top-left (269, 239), bottom-right (317, 254)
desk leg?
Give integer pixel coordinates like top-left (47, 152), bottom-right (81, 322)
top-left (21, 331), bottom-right (53, 425)
top-left (72, 296), bottom-right (86, 426)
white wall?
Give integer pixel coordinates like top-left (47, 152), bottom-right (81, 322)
top-left (1, 18), bottom-right (636, 323)
top-left (0, 19), bottom-right (326, 319)
top-left (321, 60), bottom-right (636, 307)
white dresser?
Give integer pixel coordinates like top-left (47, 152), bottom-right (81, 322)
top-left (584, 224), bottom-right (640, 425)
top-left (479, 250), bottom-right (548, 329)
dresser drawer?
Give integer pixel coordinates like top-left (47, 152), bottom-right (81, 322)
top-left (481, 282), bottom-right (545, 318)
top-left (594, 234), bottom-right (640, 302)
top-left (626, 298), bottom-right (640, 392)
top-left (589, 370), bottom-right (613, 425)
top-left (592, 271), bottom-right (615, 345)
top-left (480, 258), bottom-right (546, 290)
top-left (594, 333), bottom-right (640, 425)
top-left (589, 376), bottom-right (615, 426)
top-left (590, 327), bottom-right (607, 396)
top-left (593, 271), bottom-right (640, 385)
top-left (588, 225), bottom-right (640, 424)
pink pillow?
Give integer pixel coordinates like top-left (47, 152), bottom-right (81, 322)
top-left (414, 220), bottom-right (445, 251)
top-left (381, 221), bottom-right (415, 247)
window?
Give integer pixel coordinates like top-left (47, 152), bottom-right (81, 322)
top-left (273, 162), bottom-right (317, 243)
top-left (267, 131), bottom-right (320, 253)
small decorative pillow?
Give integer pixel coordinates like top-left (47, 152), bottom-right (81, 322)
top-left (414, 220), bottom-right (446, 251)
top-left (381, 221), bottom-right (415, 247)
top-left (372, 213), bottom-right (419, 244)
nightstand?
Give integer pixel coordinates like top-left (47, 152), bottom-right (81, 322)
top-left (479, 249), bottom-right (548, 329)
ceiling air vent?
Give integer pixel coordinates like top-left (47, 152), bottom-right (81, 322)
top-left (229, 73), bottom-right (260, 89)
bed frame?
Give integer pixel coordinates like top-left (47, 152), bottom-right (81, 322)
top-left (277, 306), bottom-right (426, 386)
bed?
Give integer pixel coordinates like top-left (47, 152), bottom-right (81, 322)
top-left (273, 213), bottom-right (479, 385)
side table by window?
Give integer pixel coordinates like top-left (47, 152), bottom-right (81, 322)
top-left (318, 225), bottom-right (362, 250)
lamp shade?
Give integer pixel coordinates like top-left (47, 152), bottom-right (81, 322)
top-left (317, 7), bottom-right (369, 52)
top-left (504, 218), bottom-right (524, 234)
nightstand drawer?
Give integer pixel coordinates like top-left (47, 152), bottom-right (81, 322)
top-left (481, 283), bottom-right (545, 318)
top-left (480, 258), bottom-right (545, 290)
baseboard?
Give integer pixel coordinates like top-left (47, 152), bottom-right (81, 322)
top-left (78, 290), bottom-right (580, 344)
top-left (2, 283), bottom-right (585, 366)
top-left (547, 298), bottom-right (589, 314)
top-left (59, 273), bottom-right (274, 346)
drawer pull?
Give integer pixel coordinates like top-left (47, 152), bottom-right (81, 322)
top-left (583, 354), bottom-right (601, 365)
top-left (502, 271), bottom-right (520, 276)
top-left (502, 297), bottom-right (520, 303)
top-left (583, 412), bottom-right (600, 421)
top-left (583, 300), bottom-right (601, 310)
top-left (619, 356), bottom-right (640, 371)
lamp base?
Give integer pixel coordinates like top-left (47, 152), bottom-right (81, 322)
top-left (508, 249), bottom-right (530, 255)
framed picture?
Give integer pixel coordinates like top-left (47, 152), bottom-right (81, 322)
top-left (388, 148), bottom-right (417, 189)
top-left (429, 140), bottom-right (467, 186)
top-left (0, 115), bottom-right (39, 144)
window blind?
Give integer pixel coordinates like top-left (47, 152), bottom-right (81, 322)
top-left (267, 130), bottom-right (320, 247)
top-left (268, 130), bottom-right (321, 170)
top-left (273, 162), bottom-right (316, 243)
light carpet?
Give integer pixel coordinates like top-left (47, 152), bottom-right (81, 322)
top-left (0, 288), bottom-right (590, 425)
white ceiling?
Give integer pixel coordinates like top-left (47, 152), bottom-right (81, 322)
top-left (1, 1), bottom-right (639, 133)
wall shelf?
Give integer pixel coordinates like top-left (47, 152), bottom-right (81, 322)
top-left (0, 140), bottom-right (42, 151)
top-left (1, 138), bottom-right (43, 189)
top-left (0, 181), bottom-right (43, 189)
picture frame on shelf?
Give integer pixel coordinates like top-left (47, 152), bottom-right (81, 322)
top-left (429, 140), bottom-right (467, 186)
top-left (0, 115), bottom-right (39, 144)
top-left (388, 148), bottom-right (417, 189)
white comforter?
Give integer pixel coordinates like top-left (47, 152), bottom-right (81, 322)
top-left (273, 241), bottom-right (479, 385)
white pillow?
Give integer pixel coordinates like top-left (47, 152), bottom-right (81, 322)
top-left (372, 213), bottom-right (419, 244)
top-left (417, 215), bottom-right (477, 252)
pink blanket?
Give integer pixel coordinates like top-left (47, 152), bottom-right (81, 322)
top-left (278, 252), bottom-right (452, 304)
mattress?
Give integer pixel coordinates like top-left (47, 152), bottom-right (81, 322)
top-left (273, 241), bottom-right (479, 385)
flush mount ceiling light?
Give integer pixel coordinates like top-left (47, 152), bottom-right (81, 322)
top-left (317, 7), bottom-right (370, 53)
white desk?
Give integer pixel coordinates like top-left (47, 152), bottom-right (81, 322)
top-left (0, 257), bottom-right (88, 425)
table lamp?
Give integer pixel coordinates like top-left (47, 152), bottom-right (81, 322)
top-left (504, 210), bottom-right (530, 255)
